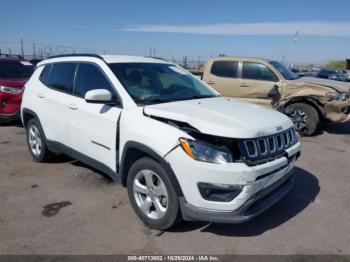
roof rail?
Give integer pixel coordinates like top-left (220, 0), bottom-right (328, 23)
top-left (48, 53), bottom-right (104, 60)
top-left (144, 56), bottom-right (169, 61)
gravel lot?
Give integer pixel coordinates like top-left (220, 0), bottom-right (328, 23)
top-left (0, 122), bottom-right (350, 255)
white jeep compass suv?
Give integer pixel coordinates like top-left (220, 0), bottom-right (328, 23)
top-left (21, 54), bottom-right (301, 229)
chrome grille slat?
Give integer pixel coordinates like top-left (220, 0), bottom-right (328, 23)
top-left (276, 134), bottom-right (284, 150)
top-left (243, 140), bottom-right (259, 158)
top-left (257, 138), bottom-right (268, 156)
top-left (267, 137), bottom-right (277, 153)
top-left (240, 128), bottom-right (297, 160)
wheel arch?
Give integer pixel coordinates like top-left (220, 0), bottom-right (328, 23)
top-left (282, 97), bottom-right (325, 121)
top-left (22, 108), bottom-right (40, 128)
top-left (119, 141), bottom-right (183, 196)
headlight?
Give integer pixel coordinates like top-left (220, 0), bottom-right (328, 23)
top-left (325, 92), bottom-right (349, 101)
top-left (0, 86), bottom-right (22, 94)
top-left (179, 138), bottom-right (233, 164)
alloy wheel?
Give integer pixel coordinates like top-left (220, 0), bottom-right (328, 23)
top-left (28, 125), bottom-right (42, 156)
top-left (290, 109), bottom-right (307, 130)
top-left (133, 169), bottom-right (168, 220)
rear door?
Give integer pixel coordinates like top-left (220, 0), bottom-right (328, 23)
top-left (65, 62), bottom-right (122, 173)
top-left (36, 62), bottom-right (76, 144)
top-left (202, 60), bottom-right (241, 95)
top-left (238, 61), bottom-right (280, 107)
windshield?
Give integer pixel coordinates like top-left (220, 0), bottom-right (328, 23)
top-left (108, 63), bottom-right (217, 105)
top-left (0, 61), bottom-right (34, 78)
top-left (269, 61), bottom-right (298, 80)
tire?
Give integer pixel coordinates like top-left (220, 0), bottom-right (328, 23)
top-left (127, 157), bottom-right (181, 230)
top-left (26, 118), bottom-right (54, 162)
top-left (286, 103), bottom-right (319, 136)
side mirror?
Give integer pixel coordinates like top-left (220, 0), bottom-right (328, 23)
top-left (85, 89), bottom-right (113, 104)
top-left (268, 85), bottom-right (280, 99)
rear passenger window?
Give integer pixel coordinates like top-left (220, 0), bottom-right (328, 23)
top-left (242, 62), bottom-right (277, 82)
top-left (211, 61), bottom-right (238, 78)
top-left (39, 64), bottom-right (52, 85)
top-left (74, 63), bottom-right (115, 98)
top-left (46, 63), bottom-right (76, 93)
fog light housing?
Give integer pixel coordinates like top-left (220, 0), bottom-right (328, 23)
top-left (198, 182), bottom-right (243, 202)
top-left (341, 106), bottom-right (350, 115)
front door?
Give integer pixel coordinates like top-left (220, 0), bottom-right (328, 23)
top-left (65, 63), bottom-right (122, 174)
top-left (238, 61), bottom-right (281, 108)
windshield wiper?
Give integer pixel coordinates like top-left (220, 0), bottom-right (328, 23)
top-left (171, 95), bottom-right (218, 102)
top-left (135, 97), bottom-right (172, 105)
top-left (135, 95), bottom-right (218, 105)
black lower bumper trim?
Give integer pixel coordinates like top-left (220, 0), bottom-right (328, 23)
top-left (179, 169), bottom-right (294, 224)
top-left (0, 109), bottom-right (21, 122)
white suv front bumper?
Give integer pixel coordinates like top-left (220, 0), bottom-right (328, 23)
top-left (164, 141), bottom-right (300, 223)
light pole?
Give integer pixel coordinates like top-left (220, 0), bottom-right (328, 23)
top-left (291, 31), bottom-right (299, 69)
top-left (20, 38), bottom-right (24, 58)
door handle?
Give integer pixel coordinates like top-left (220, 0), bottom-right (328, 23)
top-left (67, 103), bottom-right (78, 110)
top-left (240, 83), bottom-right (249, 87)
top-left (206, 81), bottom-right (215, 85)
top-left (37, 93), bottom-right (45, 98)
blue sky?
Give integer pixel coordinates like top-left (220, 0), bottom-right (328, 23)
top-left (1, 0), bottom-right (350, 64)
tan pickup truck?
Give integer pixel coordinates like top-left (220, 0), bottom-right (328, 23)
top-left (200, 57), bottom-right (350, 135)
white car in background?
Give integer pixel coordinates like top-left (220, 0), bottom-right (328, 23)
top-left (21, 54), bottom-right (301, 229)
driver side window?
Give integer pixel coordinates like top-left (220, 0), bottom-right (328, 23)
top-left (74, 63), bottom-right (117, 99)
top-left (242, 62), bottom-right (278, 82)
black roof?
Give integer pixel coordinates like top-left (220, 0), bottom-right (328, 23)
top-left (48, 53), bottom-right (104, 60)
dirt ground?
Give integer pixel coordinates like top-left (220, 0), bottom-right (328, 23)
top-left (0, 122), bottom-right (350, 255)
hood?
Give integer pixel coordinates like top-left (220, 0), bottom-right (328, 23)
top-left (295, 77), bottom-right (350, 93)
top-left (0, 77), bottom-right (28, 88)
top-left (144, 97), bottom-right (292, 139)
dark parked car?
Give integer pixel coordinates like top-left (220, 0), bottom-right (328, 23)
top-left (316, 69), bottom-right (348, 82)
top-left (291, 68), bottom-right (315, 78)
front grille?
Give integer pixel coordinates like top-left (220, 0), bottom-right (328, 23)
top-left (240, 128), bottom-right (297, 161)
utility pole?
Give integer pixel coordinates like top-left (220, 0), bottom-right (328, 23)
top-left (149, 48), bottom-right (152, 57)
top-left (20, 38), bottom-right (24, 58)
top-left (40, 48), bottom-right (43, 59)
top-left (291, 31), bottom-right (299, 69)
top-left (9, 48), bottom-right (12, 55)
top-left (32, 42), bottom-right (36, 59)
top-left (183, 56), bottom-right (188, 68)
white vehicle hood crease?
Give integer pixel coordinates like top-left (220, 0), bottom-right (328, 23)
top-left (144, 97), bottom-right (292, 139)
